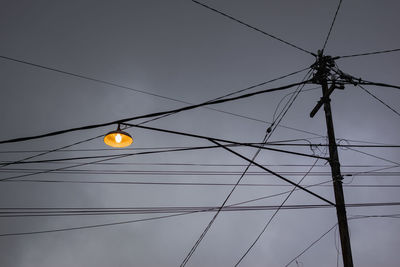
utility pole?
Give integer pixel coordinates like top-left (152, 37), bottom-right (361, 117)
top-left (310, 50), bottom-right (354, 267)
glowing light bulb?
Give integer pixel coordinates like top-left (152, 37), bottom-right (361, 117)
top-left (104, 127), bottom-right (133, 148)
top-left (115, 133), bottom-right (122, 143)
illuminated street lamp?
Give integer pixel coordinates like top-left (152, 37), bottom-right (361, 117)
top-left (104, 124), bottom-right (133, 148)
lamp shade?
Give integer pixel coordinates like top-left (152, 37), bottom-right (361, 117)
top-left (104, 129), bottom-right (133, 148)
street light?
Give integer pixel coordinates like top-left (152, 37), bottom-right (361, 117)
top-left (104, 124), bottom-right (133, 148)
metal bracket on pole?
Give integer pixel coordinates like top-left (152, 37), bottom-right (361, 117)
top-left (310, 81), bottom-right (344, 118)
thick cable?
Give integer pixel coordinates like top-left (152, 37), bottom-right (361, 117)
top-left (337, 48), bottom-right (400, 59)
top-left (0, 80), bottom-right (310, 145)
top-left (210, 140), bottom-right (335, 206)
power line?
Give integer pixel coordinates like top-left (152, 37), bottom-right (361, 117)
top-left (5, 179), bottom-right (400, 188)
top-left (0, 65), bottom-right (314, 190)
top-left (0, 116), bottom-right (331, 184)
top-left (358, 85), bottom-right (400, 117)
top-left (0, 180), bottom-right (333, 238)
top-left (322, 0), bottom-right (343, 51)
top-left (0, 67), bottom-right (315, 190)
top-left (191, 0), bottom-right (315, 56)
top-left (0, 80), bottom-right (311, 145)
top-left (180, 72), bottom-right (311, 266)
top-left (272, 87), bottom-right (320, 122)
top-left (0, 113), bottom-right (176, 179)
top-left (346, 147), bottom-right (400, 166)
top-left (1, 142), bottom-right (397, 155)
top-left (268, 70), bottom-right (312, 135)
top-left (0, 182), bottom-right (319, 237)
top-left (354, 79), bottom-right (400, 90)
top-left (0, 202), bottom-right (399, 218)
top-left (0, 140), bottom-right (327, 167)
top-left (3, 159), bottom-right (398, 186)
top-left (0, 55), bottom-right (194, 104)
top-left (3, 176), bottom-right (397, 237)
top-left (285, 224), bottom-right (338, 267)
top-left (0, 54), bottom-right (316, 135)
top-left (0, 212), bottom-right (193, 237)
top-left (0, 135), bottom-right (102, 168)
top-left (0, 160), bottom-right (394, 168)
top-left (337, 48), bottom-right (400, 59)
top-left (179, 133), bottom-right (271, 266)
top-left (122, 124), bottom-right (327, 160)
top-left (359, 80), bottom-right (400, 90)
top-left (2, 169), bottom-right (400, 177)
top-left (284, 214), bottom-right (400, 266)
top-left (236, 158), bottom-right (320, 265)
top-left (332, 67), bottom-right (400, 90)
top-left (210, 140), bottom-right (335, 206)
top-left (0, 145), bottom-right (226, 182)
top-left (0, 55), bottom-right (308, 106)
top-left (0, 124), bottom-right (331, 182)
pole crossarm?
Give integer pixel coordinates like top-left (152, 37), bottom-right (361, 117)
top-left (209, 139), bottom-right (335, 206)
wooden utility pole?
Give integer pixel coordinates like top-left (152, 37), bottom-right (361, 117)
top-left (310, 50), bottom-right (354, 267)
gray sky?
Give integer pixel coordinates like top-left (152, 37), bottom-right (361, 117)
top-left (0, 0), bottom-right (399, 266)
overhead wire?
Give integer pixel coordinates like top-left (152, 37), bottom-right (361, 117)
top-left (1, 142), bottom-right (398, 155)
top-left (234, 133), bottom-right (325, 264)
top-left (341, 76), bottom-right (400, 91)
top-left (0, 55), bottom-right (309, 109)
top-left (0, 158), bottom-right (396, 168)
top-left (0, 180), bottom-right (332, 238)
top-left (345, 147), bottom-right (400, 166)
top-left (0, 202), bottom-right (399, 218)
top-left (2, 169), bottom-right (400, 177)
top-left (191, 0), bottom-right (315, 56)
top-left (358, 84), bottom-right (400, 117)
top-left (0, 180), bottom-right (332, 237)
top-left (0, 145), bottom-right (228, 182)
top-left (284, 214), bottom-right (400, 266)
top-left (0, 54), bottom-right (318, 136)
top-left (3, 159), bottom-right (400, 186)
top-left (122, 124), bottom-right (327, 160)
top-left (179, 134), bottom-right (270, 266)
top-left (1, 134), bottom-right (328, 166)
top-left (0, 66), bottom-right (315, 189)
top-left (358, 79), bottom-right (400, 90)
top-left (0, 80), bottom-right (311, 145)
top-left (334, 225), bottom-right (340, 267)
top-left (0, 78), bottom-right (329, 185)
top-left (0, 112), bottom-right (173, 172)
top-left (272, 87), bottom-right (320, 122)
top-left (179, 71), bottom-right (312, 266)
top-left (322, 0), bottom-right (343, 51)
top-left (336, 48), bottom-right (400, 59)
top-left (235, 158), bottom-right (321, 266)
top-left (3, 174), bottom-right (398, 238)
top-left (5, 179), bottom-right (400, 188)
top-left (266, 69), bottom-right (313, 137)
top-left (0, 121), bottom-right (336, 182)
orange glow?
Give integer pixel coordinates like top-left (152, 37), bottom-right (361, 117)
top-left (104, 130), bottom-right (133, 148)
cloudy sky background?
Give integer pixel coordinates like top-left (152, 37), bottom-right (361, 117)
top-left (0, 0), bottom-right (399, 266)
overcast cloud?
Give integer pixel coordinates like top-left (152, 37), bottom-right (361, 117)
top-left (0, 1), bottom-right (399, 266)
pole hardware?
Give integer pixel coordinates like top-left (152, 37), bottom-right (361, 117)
top-left (309, 50), bottom-right (354, 267)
